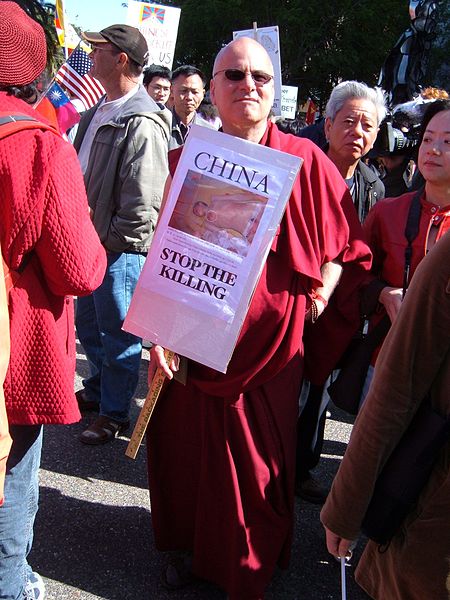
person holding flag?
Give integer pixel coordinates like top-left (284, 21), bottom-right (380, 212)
top-left (0, 3), bottom-right (106, 598)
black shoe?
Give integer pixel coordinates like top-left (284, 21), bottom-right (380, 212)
top-left (295, 475), bottom-right (328, 505)
top-left (75, 389), bottom-right (99, 413)
top-left (79, 415), bottom-right (130, 445)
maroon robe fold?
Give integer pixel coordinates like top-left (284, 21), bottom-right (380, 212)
top-left (147, 121), bottom-right (371, 599)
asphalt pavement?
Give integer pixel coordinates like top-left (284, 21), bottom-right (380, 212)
top-left (30, 343), bottom-right (370, 600)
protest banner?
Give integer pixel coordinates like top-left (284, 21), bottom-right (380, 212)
top-left (124, 125), bottom-right (302, 373)
top-left (281, 85), bottom-right (298, 119)
top-left (126, 1), bottom-right (181, 69)
top-left (233, 25), bottom-right (282, 116)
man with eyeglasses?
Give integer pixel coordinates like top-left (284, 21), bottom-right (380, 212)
top-left (143, 64), bottom-right (171, 107)
top-left (146, 37), bottom-right (371, 599)
top-left (169, 64), bottom-right (215, 149)
top-left (73, 24), bottom-right (171, 445)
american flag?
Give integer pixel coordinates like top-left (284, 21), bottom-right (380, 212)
top-left (55, 47), bottom-right (104, 111)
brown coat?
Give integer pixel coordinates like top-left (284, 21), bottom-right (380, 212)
top-left (321, 232), bottom-right (450, 600)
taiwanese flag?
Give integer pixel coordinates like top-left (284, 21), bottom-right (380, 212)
top-left (46, 82), bottom-right (80, 134)
top-left (34, 96), bottom-right (59, 131)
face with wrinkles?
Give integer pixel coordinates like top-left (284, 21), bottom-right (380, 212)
top-left (210, 38), bottom-right (274, 139)
top-left (88, 43), bottom-right (122, 84)
top-left (325, 98), bottom-right (379, 164)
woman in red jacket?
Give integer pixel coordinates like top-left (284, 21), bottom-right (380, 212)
top-left (356, 99), bottom-right (450, 404)
top-left (364, 99), bottom-right (450, 323)
top-left (0, 4), bottom-right (106, 599)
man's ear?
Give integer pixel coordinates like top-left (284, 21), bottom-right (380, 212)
top-left (118, 51), bottom-right (128, 68)
top-left (210, 79), bottom-right (215, 104)
top-left (324, 117), bottom-right (332, 141)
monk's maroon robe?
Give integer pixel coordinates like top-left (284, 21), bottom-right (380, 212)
top-left (147, 122), bottom-right (371, 599)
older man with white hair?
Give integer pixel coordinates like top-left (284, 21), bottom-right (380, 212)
top-left (325, 80), bottom-right (387, 222)
top-left (146, 37), bottom-right (371, 599)
top-left (296, 81), bottom-right (387, 506)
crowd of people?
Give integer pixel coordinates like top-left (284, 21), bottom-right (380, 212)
top-left (0, 2), bottom-right (449, 600)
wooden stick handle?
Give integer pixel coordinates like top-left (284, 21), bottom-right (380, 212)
top-left (125, 349), bottom-right (175, 460)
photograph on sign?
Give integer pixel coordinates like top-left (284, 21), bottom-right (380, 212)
top-left (124, 125), bottom-right (301, 372)
top-left (168, 171), bottom-right (267, 258)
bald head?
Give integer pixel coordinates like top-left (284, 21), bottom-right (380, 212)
top-left (210, 37), bottom-right (275, 141)
top-left (213, 37), bottom-right (273, 77)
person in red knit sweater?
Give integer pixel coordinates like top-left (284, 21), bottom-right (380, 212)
top-left (0, 4), bottom-right (106, 599)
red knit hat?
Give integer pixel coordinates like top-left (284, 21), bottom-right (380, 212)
top-left (0, 1), bottom-right (47, 86)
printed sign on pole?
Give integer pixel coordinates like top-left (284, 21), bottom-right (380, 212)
top-left (233, 26), bottom-right (282, 116)
top-left (127, 1), bottom-right (181, 69)
top-left (281, 85), bottom-right (298, 119)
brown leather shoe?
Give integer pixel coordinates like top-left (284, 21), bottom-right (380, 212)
top-left (79, 416), bottom-right (130, 445)
top-left (75, 389), bottom-right (99, 413)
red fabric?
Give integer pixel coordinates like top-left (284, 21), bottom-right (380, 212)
top-left (0, 2), bottom-right (47, 86)
top-left (363, 191), bottom-right (450, 360)
top-left (149, 357), bottom-right (303, 599)
top-left (303, 182), bottom-right (372, 385)
top-left (364, 191), bottom-right (450, 289)
top-left (0, 92), bottom-right (106, 425)
top-left (34, 96), bottom-right (60, 132)
top-left (149, 121), bottom-right (362, 598)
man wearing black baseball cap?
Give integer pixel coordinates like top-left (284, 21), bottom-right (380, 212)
top-left (82, 24), bottom-right (149, 68)
top-left (74, 23), bottom-right (171, 445)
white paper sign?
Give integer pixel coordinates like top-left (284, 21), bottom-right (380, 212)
top-left (126, 1), bottom-right (181, 69)
top-left (124, 125), bottom-right (302, 372)
top-left (281, 85), bottom-right (298, 119)
top-left (233, 26), bottom-right (282, 116)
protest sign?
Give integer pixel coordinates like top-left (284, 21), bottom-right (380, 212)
top-left (126, 1), bottom-right (181, 68)
top-left (233, 26), bottom-right (282, 116)
top-left (124, 125), bottom-right (302, 372)
top-left (281, 85), bottom-right (298, 119)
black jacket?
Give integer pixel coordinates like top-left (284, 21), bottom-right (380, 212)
top-left (354, 161), bottom-right (385, 223)
top-left (298, 121), bottom-right (384, 223)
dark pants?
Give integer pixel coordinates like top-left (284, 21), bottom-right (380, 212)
top-left (296, 382), bottom-right (327, 481)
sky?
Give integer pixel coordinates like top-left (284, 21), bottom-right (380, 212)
top-left (64, 0), bottom-right (129, 31)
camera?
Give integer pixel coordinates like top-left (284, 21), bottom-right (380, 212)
top-left (374, 114), bottom-right (421, 156)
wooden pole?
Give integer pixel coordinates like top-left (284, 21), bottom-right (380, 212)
top-left (125, 348), bottom-right (175, 459)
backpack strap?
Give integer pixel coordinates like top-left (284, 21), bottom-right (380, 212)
top-left (0, 112), bottom-right (60, 139)
top-left (402, 188), bottom-right (423, 296)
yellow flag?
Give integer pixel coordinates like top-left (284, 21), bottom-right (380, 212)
top-left (54, 0), bottom-right (66, 47)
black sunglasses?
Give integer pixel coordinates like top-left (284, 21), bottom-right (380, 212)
top-left (213, 69), bottom-right (273, 86)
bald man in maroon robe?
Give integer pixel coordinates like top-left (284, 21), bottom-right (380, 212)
top-left (146, 38), bottom-right (371, 599)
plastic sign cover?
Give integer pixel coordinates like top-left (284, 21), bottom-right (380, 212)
top-left (124, 125), bottom-right (302, 372)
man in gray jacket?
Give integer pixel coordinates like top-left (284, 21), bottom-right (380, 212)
top-left (74, 24), bottom-right (170, 444)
